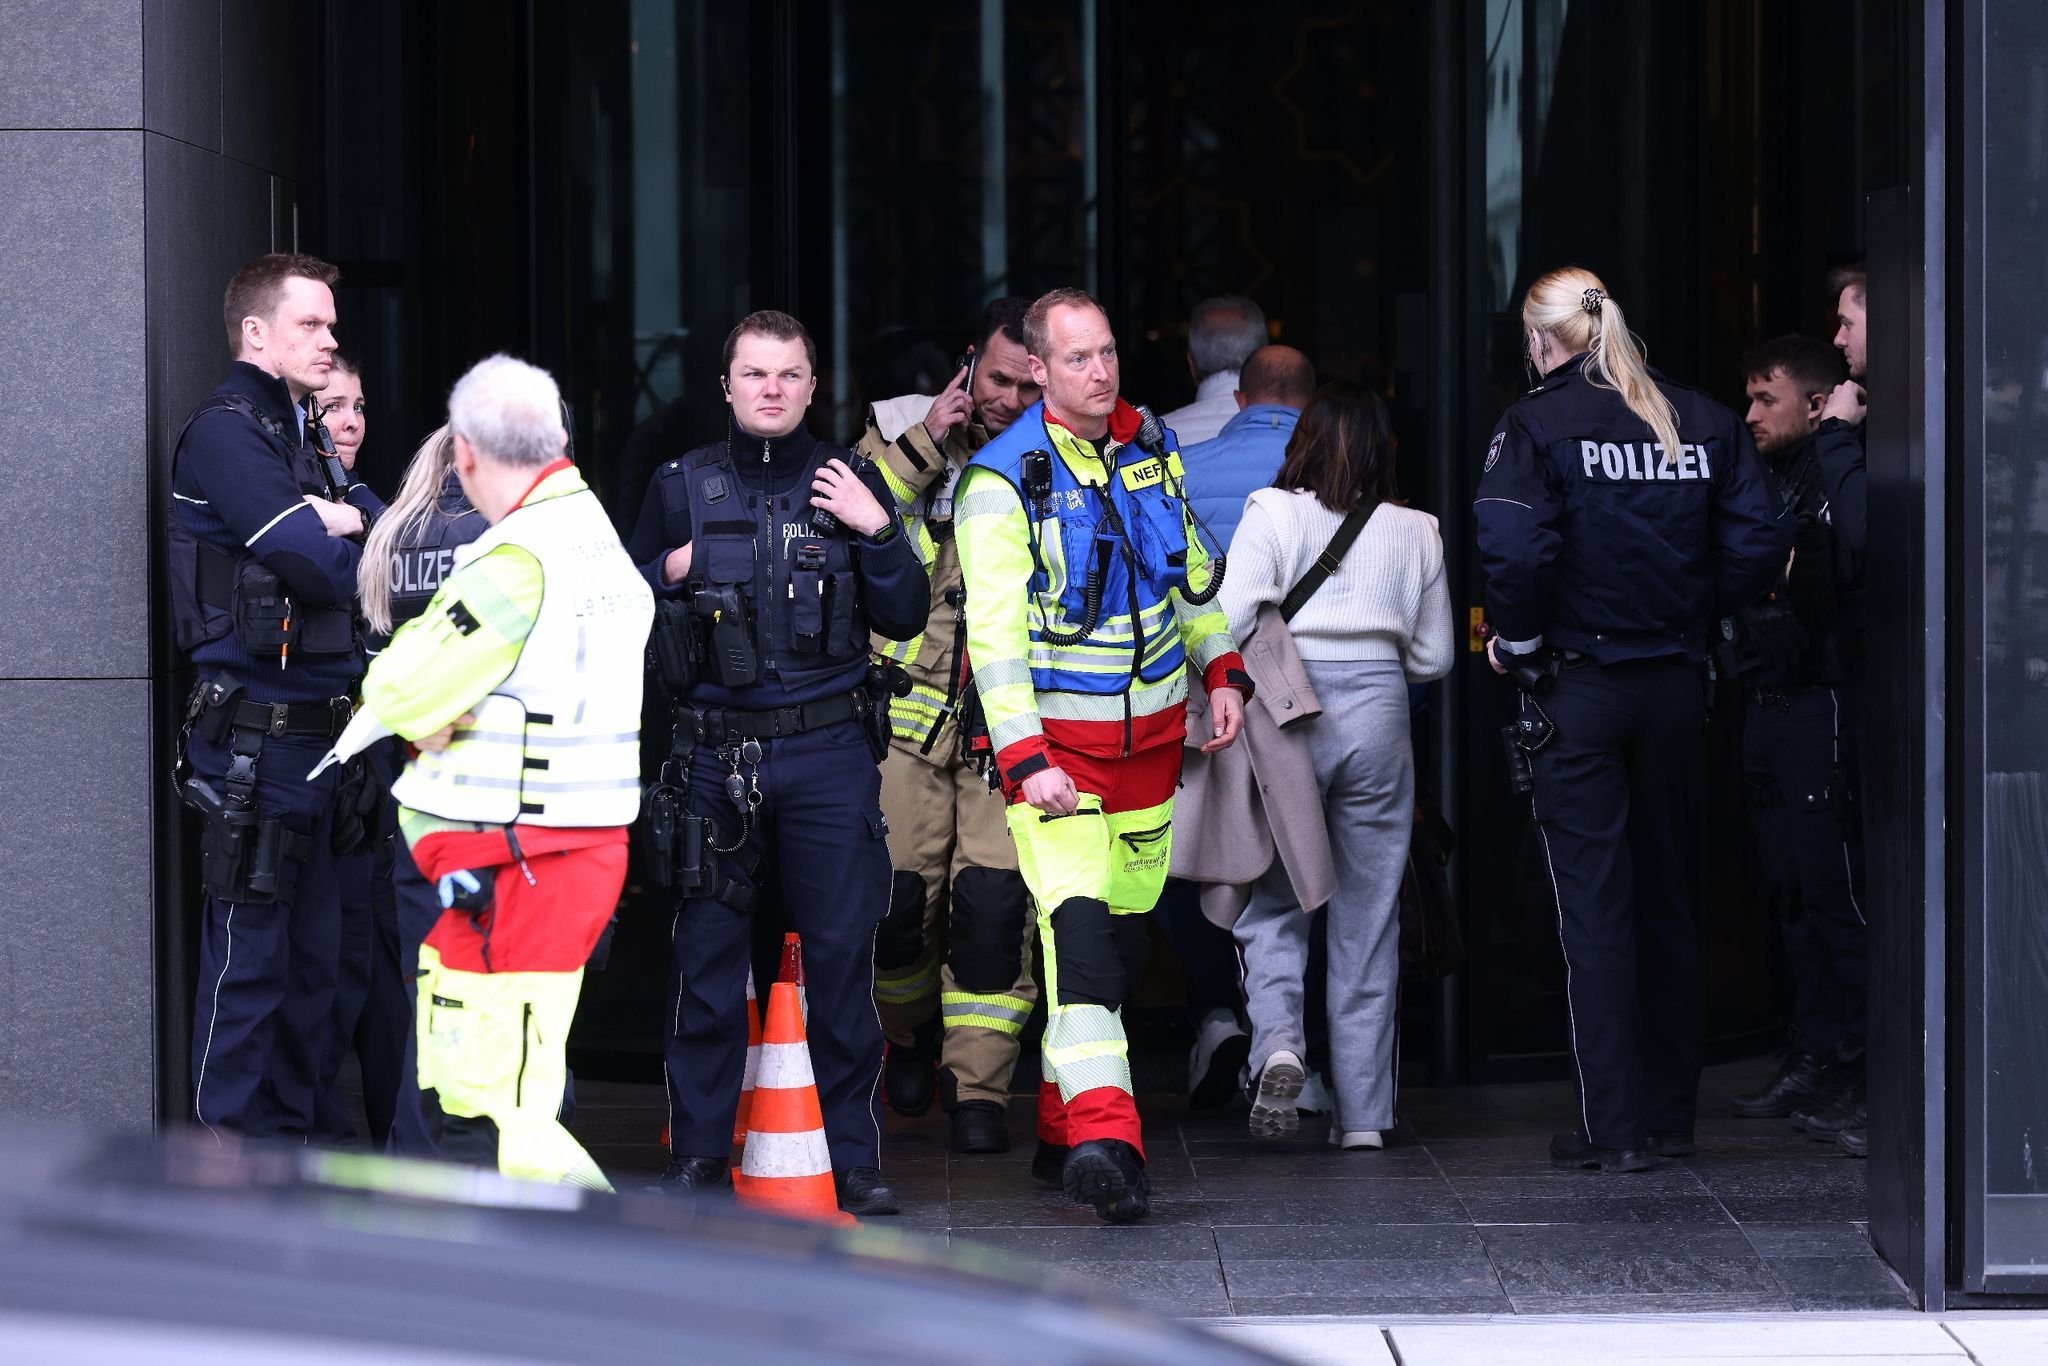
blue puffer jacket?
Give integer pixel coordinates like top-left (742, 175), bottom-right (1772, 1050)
top-left (1179, 403), bottom-right (1297, 552)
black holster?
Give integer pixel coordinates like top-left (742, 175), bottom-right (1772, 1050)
top-left (177, 675), bottom-right (313, 905)
top-left (859, 663), bottom-right (912, 764)
top-left (637, 720), bottom-right (760, 911)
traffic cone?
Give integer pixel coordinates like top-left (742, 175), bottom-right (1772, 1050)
top-left (733, 945), bottom-right (854, 1226)
top-left (778, 931), bottom-right (809, 1025)
top-left (732, 966), bottom-right (761, 1149)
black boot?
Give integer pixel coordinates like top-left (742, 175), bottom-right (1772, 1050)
top-left (646, 1154), bottom-right (731, 1197)
top-left (1030, 1140), bottom-right (1070, 1185)
top-left (1550, 1131), bottom-right (1653, 1173)
top-left (1061, 1139), bottom-right (1150, 1223)
top-left (882, 1037), bottom-right (937, 1117)
top-left (950, 1100), bottom-right (1011, 1154)
top-left (1802, 1097), bottom-right (1868, 1141)
top-left (835, 1166), bottom-right (901, 1216)
top-left (1730, 1051), bottom-right (1830, 1119)
top-left (1647, 1130), bottom-right (1696, 1158)
top-left (1837, 1124), bottom-right (1869, 1158)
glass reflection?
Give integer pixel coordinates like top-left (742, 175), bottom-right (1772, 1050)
top-left (1982, 0), bottom-right (2048, 1272)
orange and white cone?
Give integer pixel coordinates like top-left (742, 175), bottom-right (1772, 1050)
top-left (732, 966), bottom-right (762, 1150)
top-left (733, 947), bottom-right (854, 1226)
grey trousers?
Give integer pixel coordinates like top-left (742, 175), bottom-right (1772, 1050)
top-left (1232, 659), bottom-right (1413, 1132)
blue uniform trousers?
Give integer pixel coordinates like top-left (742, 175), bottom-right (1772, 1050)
top-left (188, 727), bottom-right (344, 1138)
top-left (1527, 658), bottom-right (1707, 1150)
top-left (1742, 686), bottom-right (1867, 1055)
top-left (386, 835), bottom-right (447, 1157)
top-left (665, 718), bottom-right (890, 1173)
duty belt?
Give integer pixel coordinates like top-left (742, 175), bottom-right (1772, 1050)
top-left (228, 695), bottom-right (355, 738)
top-left (685, 690), bottom-right (859, 745)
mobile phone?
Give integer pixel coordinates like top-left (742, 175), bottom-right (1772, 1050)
top-left (956, 347), bottom-right (980, 395)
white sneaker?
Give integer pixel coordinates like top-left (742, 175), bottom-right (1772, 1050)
top-left (1249, 1050), bottom-right (1306, 1142)
top-left (1296, 1070), bottom-right (1332, 1116)
top-left (1327, 1126), bottom-right (1385, 1150)
top-left (1187, 1009), bottom-right (1250, 1111)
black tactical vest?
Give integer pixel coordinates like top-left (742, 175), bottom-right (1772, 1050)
top-left (679, 441), bottom-right (866, 690)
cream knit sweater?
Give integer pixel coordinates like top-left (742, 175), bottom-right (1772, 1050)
top-left (1219, 488), bottom-right (1455, 682)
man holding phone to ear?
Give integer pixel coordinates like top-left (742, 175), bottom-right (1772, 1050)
top-left (856, 299), bottom-right (1046, 1155)
top-left (624, 310), bottom-right (929, 1215)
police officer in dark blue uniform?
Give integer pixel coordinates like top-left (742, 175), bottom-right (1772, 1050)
top-left (1717, 337), bottom-right (1869, 1126)
top-left (1475, 268), bottom-right (1792, 1172)
top-left (350, 424), bottom-right (489, 1154)
top-left (170, 254), bottom-right (382, 1138)
top-left (628, 311), bottom-right (929, 1214)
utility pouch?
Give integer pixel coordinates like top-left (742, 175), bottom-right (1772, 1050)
top-left (295, 606), bottom-right (356, 657)
top-left (648, 599), bottom-right (703, 696)
top-left (192, 673), bottom-right (247, 746)
top-left (231, 560), bottom-right (297, 660)
top-left (639, 781), bottom-right (707, 891)
top-left (824, 572), bottom-right (857, 657)
top-left (790, 544), bottom-right (827, 652)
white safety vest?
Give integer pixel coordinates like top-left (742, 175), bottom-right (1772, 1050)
top-left (392, 481), bottom-right (654, 827)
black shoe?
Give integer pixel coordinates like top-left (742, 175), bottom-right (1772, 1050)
top-left (1837, 1126), bottom-right (1868, 1158)
top-left (883, 1040), bottom-right (937, 1117)
top-left (1549, 1131), bottom-right (1654, 1173)
top-left (1061, 1139), bottom-right (1150, 1223)
top-left (646, 1154), bottom-right (730, 1196)
top-left (1730, 1051), bottom-right (1830, 1119)
top-left (1802, 1098), bottom-right (1868, 1141)
top-left (835, 1166), bottom-right (901, 1216)
top-left (1647, 1130), bottom-right (1697, 1158)
top-left (951, 1100), bottom-right (1011, 1154)
top-left (1030, 1140), bottom-right (1070, 1185)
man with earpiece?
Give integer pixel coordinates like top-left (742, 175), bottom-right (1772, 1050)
top-left (625, 310), bottom-right (929, 1216)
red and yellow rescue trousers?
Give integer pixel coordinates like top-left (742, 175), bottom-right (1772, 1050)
top-left (408, 822), bottom-right (627, 1191)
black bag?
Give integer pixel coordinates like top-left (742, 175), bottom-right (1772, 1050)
top-left (1398, 801), bottom-right (1463, 980)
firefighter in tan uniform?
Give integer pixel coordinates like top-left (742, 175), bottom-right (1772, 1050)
top-left (865, 299), bottom-right (1043, 1154)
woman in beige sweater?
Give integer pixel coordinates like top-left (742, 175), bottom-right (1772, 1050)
top-left (1218, 381), bottom-right (1454, 1149)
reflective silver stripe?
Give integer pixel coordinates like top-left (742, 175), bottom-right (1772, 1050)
top-left (451, 774), bottom-right (522, 789)
top-left (955, 486), bottom-right (1018, 520)
top-left (527, 732), bottom-right (637, 749)
top-left (942, 1000), bottom-right (1030, 1025)
top-left (520, 775), bottom-right (643, 794)
top-left (973, 657), bottom-right (1034, 691)
top-left (987, 713), bottom-right (1043, 751)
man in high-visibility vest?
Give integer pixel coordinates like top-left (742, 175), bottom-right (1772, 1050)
top-left (314, 354), bottom-right (652, 1188)
top-left (955, 287), bottom-right (1251, 1222)
top-left (859, 298), bottom-right (1045, 1154)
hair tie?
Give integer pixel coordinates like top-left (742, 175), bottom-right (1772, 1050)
top-left (1582, 288), bottom-right (1607, 315)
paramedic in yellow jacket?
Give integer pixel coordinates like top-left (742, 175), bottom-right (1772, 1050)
top-left (955, 288), bottom-right (1251, 1222)
top-left (861, 298), bottom-right (1046, 1154)
top-left (314, 355), bottom-right (653, 1189)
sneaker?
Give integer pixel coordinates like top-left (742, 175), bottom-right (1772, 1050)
top-left (1327, 1126), bottom-right (1384, 1150)
top-left (645, 1154), bottom-right (731, 1196)
top-left (1187, 1010), bottom-right (1250, 1111)
top-left (1295, 1070), bottom-right (1333, 1117)
top-left (1061, 1138), bottom-right (1150, 1223)
top-left (834, 1166), bottom-right (901, 1216)
top-left (1248, 1050), bottom-right (1306, 1143)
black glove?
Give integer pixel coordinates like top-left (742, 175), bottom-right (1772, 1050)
top-left (330, 751), bottom-right (392, 856)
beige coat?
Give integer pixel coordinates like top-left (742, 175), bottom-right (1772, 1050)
top-left (1169, 602), bottom-right (1338, 927)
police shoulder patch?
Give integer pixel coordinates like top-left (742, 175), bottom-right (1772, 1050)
top-left (1484, 432), bottom-right (1505, 472)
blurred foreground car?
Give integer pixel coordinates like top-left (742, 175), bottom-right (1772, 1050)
top-left (0, 1124), bottom-right (1274, 1364)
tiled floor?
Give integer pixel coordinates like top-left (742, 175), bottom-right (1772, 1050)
top-left (568, 1055), bottom-right (1902, 1319)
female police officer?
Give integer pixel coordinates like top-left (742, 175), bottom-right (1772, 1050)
top-left (1474, 267), bottom-right (1791, 1172)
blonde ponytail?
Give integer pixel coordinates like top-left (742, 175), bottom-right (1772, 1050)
top-left (1522, 267), bottom-right (1684, 470)
top-left (358, 425), bottom-right (457, 636)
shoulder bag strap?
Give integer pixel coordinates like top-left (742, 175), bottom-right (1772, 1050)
top-left (1278, 500), bottom-right (1378, 623)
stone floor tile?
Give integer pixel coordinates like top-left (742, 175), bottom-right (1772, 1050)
top-left (952, 1223), bottom-right (1220, 1259)
top-left (1201, 1320), bottom-right (1399, 1364)
top-left (1739, 1220), bottom-right (1880, 1257)
top-left (1492, 1250), bottom-right (1777, 1298)
top-left (1216, 1223), bottom-right (1488, 1261)
top-left (1221, 1257), bottom-right (1504, 1300)
top-left (1474, 1220), bottom-right (1755, 1257)
top-left (1941, 1316), bottom-right (2048, 1366)
top-left (1459, 1193), bottom-right (1736, 1225)
top-left (1765, 1254), bottom-right (1911, 1299)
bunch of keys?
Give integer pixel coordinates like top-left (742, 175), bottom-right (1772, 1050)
top-left (723, 738), bottom-right (765, 811)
